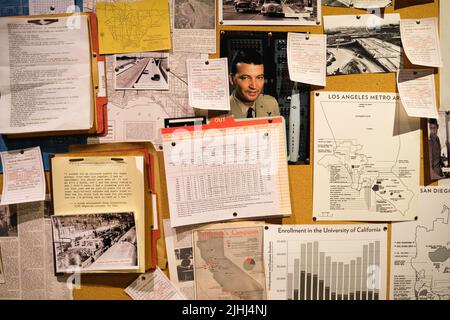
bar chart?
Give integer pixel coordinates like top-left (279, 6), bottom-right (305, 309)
top-left (265, 224), bottom-right (388, 300)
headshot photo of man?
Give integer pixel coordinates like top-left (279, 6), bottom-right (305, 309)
top-left (228, 49), bottom-right (280, 118)
top-left (217, 31), bottom-right (312, 164)
top-left (429, 117), bottom-right (445, 180)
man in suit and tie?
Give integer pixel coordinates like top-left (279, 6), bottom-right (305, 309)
top-left (228, 49), bottom-right (280, 118)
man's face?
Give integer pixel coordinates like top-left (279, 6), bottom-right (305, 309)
top-left (430, 123), bottom-right (438, 138)
top-left (229, 62), bottom-right (264, 103)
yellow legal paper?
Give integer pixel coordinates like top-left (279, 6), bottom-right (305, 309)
top-left (96, 0), bottom-right (171, 54)
top-left (51, 155), bottom-right (147, 273)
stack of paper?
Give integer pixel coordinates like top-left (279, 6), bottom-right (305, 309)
top-left (50, 154), bottom-right (148, 273)
top-left (0, 14), bottom-right (107, 137)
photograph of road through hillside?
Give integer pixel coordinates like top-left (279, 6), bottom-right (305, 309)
top-left (323, 0), bottom-right (354, 6)
top-left (325, 14), bottom-right (402, 75)
top-left (115, 53), bottom-right (169, 90)
top-left (220, 0), bottom-right (320, 25)
top-left (174, 0), bottom-right (215, 29)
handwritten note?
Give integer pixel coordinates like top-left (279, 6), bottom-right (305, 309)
top-left (187, 58), bottom-right (230, 110)
top-left (0, 147), bottom-right (45, 205)
top-left (288, 33), bottom-right (326, 86)
top-left (397, 69), bottom-right (438, 118)
top-left (440, 1), bottom-right (450, 111)
top-left (125, 267), bottom-right (186, 300)
top-left (400, 18), bottom-right (442, 67)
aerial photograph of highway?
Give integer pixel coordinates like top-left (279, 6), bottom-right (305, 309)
top-left (115, 53), bottom-right (169, 90)
top-left (325, 14), bottom-right (402, 75)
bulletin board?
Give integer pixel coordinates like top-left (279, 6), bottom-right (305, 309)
top-left (0, 0), bottom-right (440, 300)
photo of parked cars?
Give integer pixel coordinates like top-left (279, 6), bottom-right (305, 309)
top-left (221, 0), bottom-right (320, 25)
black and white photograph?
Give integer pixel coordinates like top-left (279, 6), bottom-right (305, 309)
top-left (175, 247), bottom-right (194, 282)
top-left (43, 196), bottom-right (53, 219)
top-left (323, 0), bottom-right (355, 6)
top-left (0, 204), bottom-right (18, 237)
top-left (428, 112), bottom-right (450, 181)
top-left (325, 14), bottom-right (402, 75)
top-left (322, 0), bottom-right (391, 8)
top-left (114, 53), bottom-right (169, 90)
top-left (174, 0), bottom-right (215, 29)
top-left (220, 0), bottom-right (321, 26)
top-left (52, 212), bottom-right (138, 272)
top-left (0, 246), bottom-right (4, 284)
top-left (221, 31), bottom-right (311, 164)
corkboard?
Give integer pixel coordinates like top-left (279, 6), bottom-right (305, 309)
top-left (0, 0), bottom-right (439, 300)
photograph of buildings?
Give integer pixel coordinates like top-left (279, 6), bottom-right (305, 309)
top-left (115, 53), bottom-right (169, 90)
top-left (325, 14), bottom-right (402, 75)
top-left (220, 0), bottom-right (320, 25)
top-left (52, 212), bottom-right (137, 272)
top-left (0, 204), bottom-right (17, 237)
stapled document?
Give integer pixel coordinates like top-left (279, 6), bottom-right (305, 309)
top-left (288, 32), bottom-right (326, 86)
top-left (397, 69), bottom-right (438, 118)
top-left (0, 147), bottom-right (45, 205)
